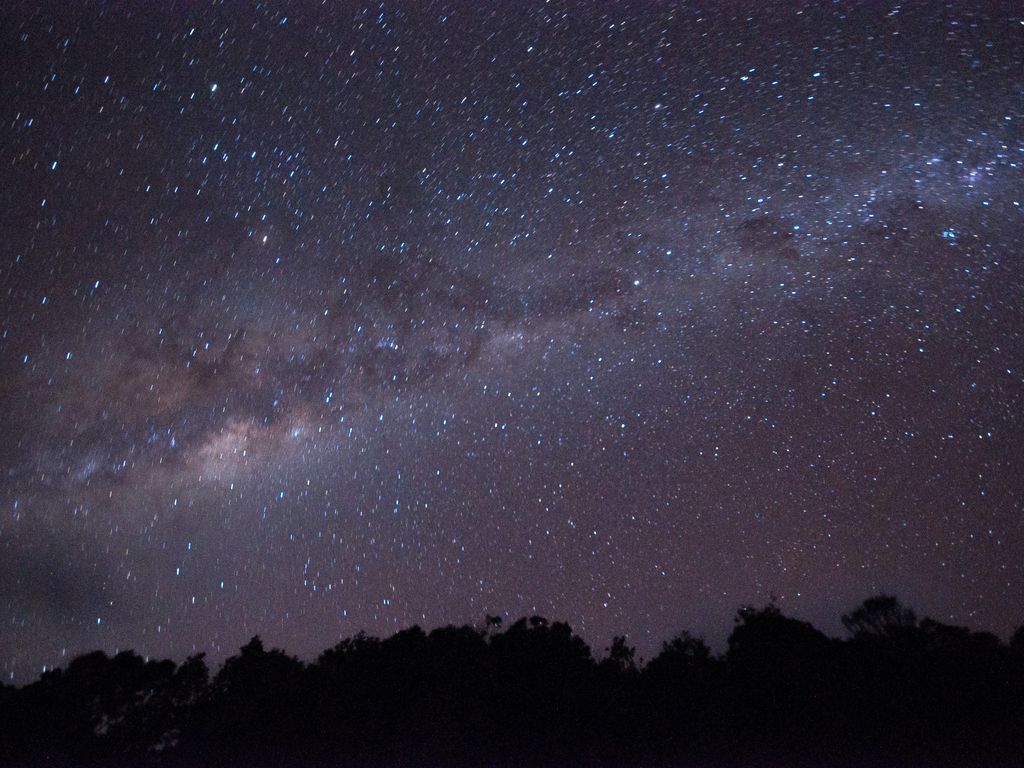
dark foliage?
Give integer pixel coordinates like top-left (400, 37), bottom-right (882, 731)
top-left (1, 596), bottom-right (1022, 767)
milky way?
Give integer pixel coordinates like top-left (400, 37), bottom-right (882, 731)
top-left (2, 0), bottom-right (1023, 680)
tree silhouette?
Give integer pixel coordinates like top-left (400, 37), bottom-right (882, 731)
top-left (186, 636), bottom-right (307, 762)
top-left (600, 635), bottom-right (638, 674)
top-left (640, 631), bottom-right (717, 755)
top-left (1, 599), bottom-right (1022, 766)
top-left (842, 594), bottom-right (918, 639)
top-left (1011, 624), bottom-right (1024, 654)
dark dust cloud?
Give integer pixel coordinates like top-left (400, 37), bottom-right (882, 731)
top-left (1, 1), bottom-right (1022, 680)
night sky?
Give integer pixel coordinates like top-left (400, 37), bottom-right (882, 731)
top-left (2, 0), bottom-right (1022, 682)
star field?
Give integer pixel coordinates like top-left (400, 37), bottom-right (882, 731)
top-left (1, 0), bottom-right (1023, 680)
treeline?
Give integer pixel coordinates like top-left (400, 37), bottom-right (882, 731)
top-left (2, 596), bottom-right (1023, 766)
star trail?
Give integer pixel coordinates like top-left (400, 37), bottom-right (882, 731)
top-left (1, 0), bottom-right (1022, 681)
